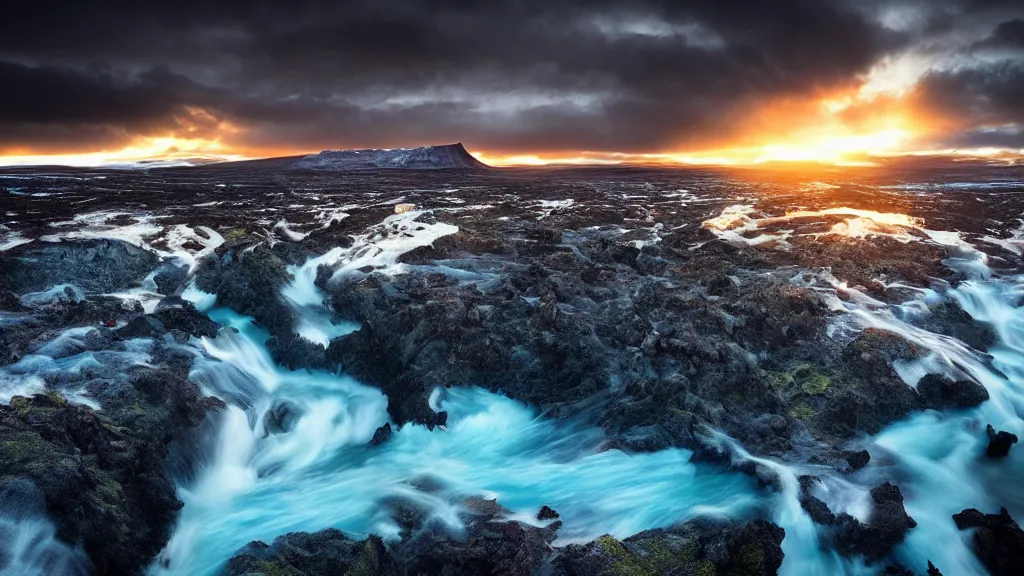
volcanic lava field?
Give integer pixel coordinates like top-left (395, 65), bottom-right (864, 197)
top-left (2, 163), bottom-right (1024, 575)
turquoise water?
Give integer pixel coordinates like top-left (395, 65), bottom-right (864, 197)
top-left (153, 305), bottom-right (764, 576)
top-left (4, 208), bottom-right (1024, 575)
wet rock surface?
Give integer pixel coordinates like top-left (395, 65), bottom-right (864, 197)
top-left (220, 514), bottom-right (785, 576)
top-left (222, 530), bottom-right (395, 576)
top-left (369, 422), bottom-right (393, 445)
top-left (553, 518), bottom-right (785, 576)
top-left (0, 239), bottom-right (159, 295)
top-left (116, 302), bottom-right (220, 339)
top-left (195, 242), bottom-right (297, 338)
top-left (953, 508), bottom-right (1024, 576)
top-left (0, 386), bottom-right (221, 574)
top-left (985, 425), bottom-right (1018, 458)
top-left (538, 505), bottom-right (560, 521)
top-left (916, 373), bottom-right (989, 409)
top-left (832, 483), bottom-right (917, 562)
top-left (2, 164), bottom-right (1023, 574)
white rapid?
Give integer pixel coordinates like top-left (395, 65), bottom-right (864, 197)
top-left (155, 213), bottom-right (767, 575)
top-left (861, 271), bottom-right (1024, 575)
top-left (153, 304), bottom-right (764, 576)
top-left (280, 209), bottom-right (456, 345)
top-left (0, 482), bottom-right (90, 576)
top-left (706, 432), bottom-right (874, 576)
top-left (0, 332), bottom-right (154, 410)
top-left (706, 204), bottom-right (1024, 575)
top-left (7, 201), bottom-right (1023, 575)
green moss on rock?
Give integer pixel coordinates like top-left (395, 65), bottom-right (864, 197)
top-left (732, 542), bottom-right (767, 575)
top-left (789, 403), bottom-right (814, 420)
top-left (257, 560), bottom-right (304, 576)
top-left (760, 370), bottom-right (794, 390)
top-left (345, 538), bottom-right (387, 576)
top-left (800, 373), bottom-right (831, 395)
top-left (224, 228), bottom-right (249, 242)
top-left (598, 535), bottom-right (712, 576)
top-left (597, 535), bottom-right (628, 559)
top-left (698, 559), bottom-right (718, 576)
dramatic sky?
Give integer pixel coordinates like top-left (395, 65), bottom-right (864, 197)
top-left (2, 0), bottom-right (1023, 166)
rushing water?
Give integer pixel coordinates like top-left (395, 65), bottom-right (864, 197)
top-left (863, 272), bottom-right (1024, 575)
top-left (709, 206), bottom-right (1024, 575)
top-left (154, 293), bottom-right (764, 575)
top-left (4, 204), bottom-right (1024, 575)
top-left (0, 481), bottom-right (89, 576)
top-left (153, 212), bottom-right (770, 574)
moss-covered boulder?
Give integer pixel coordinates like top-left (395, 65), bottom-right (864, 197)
top-left (222, 530), bottom-right (395, 576)
top-left (553, 519), bottom-right (785, 576)
top-left (0, 367), bottom-right (222, 574)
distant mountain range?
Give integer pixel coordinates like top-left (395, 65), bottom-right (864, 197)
top-left (292, 142), bottom-right (489, 171)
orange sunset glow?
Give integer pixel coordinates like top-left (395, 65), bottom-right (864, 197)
top-left (0, 45), bottom-right (1018, 171)
top-left (477, 76), bottom-right (990, 168)
top-left (3, 84), bottom-right (1011, 169)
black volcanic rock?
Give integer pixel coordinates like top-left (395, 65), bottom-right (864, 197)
top-left (266, 332), bottom-right (328, 370)
top-left (801, 494), bottom-right (836, 526)
top-left (0, 238), bottom-right (158, 294)
top-left (917, 374), bottom-right (989, 409)
top-left (152, 262), bottom-right (188, 295)
top-left (370, 422), bottom-right (393, 445)
top-left (398, 501), bottom-right (556, 576)
top-left (222, 530), bottom-right (396, 576)
top-left (953, 507), bottom-right (1024, 576)
top-left (116, 301), bottom-right (220, 340)
top-left (553, 519), bottom-right (785, 576)
top-left (293, 143), bottom-right (489, 171)
top-left (0, 382), bottom-right (222, 575)
top-left (846, 449), bottom-right (871, 470)
top-left (833, 482), bottom-right (917, 562)
top-left (224, 516), bottom-right (785, 576)
top-left (194, 242), bottom-right (296, 340)
top-left (538, 505), bottom-right (560, 521)
top-left (986, 425), bottom-right (1018, 458)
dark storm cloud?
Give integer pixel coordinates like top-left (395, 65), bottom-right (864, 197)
top-left (913, 11), bottom-right (1024, 150)
top-left (0, 0), bottom-right (1020, 154)
top-left (974, 19), bottom-right (1024, 49)
top-left (0, 62), bottom-right (202, 125)
top-left (917, 59), bottom-right (1024, 148)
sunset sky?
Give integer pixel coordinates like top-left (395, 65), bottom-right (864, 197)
top-left (1, 0), bottom-right (1023, 167)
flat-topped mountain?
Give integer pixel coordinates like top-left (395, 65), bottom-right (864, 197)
top-left (293, 142), bottom-right (489, 171)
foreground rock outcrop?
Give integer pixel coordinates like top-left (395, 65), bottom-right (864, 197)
top-left (953, 507), bottom-right (1024, 576)
top-left (832, 483), bottom-right (917, 562)
top-left (554, 519), bottom-right (785, 576)
top-left (1, 239), bottom-right (227, 574)
top-left (221, 508), bottom-right (786, 576)
top-left (0, 385), bottom-right (222, 574)
top-left (985, 425), bottom-right (1018, 458)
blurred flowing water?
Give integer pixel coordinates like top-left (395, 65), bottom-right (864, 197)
top-left (2, 195), bottom-right (1023, 575)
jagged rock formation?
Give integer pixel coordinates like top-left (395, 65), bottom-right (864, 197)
top-left (293, 143), bottom-right (490, 171)
top-left (832, 483), bottom-right (917, 562)
top-left (220, 510), bottom-right (787, 576)
top-left (953, 507), bottom-right (1024, 575)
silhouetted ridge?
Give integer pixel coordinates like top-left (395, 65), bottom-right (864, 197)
top-left (293, 142), bottom-right (489, 171)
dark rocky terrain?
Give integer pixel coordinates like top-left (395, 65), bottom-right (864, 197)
top-left (1, 161), bottom-right (1023, 575)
